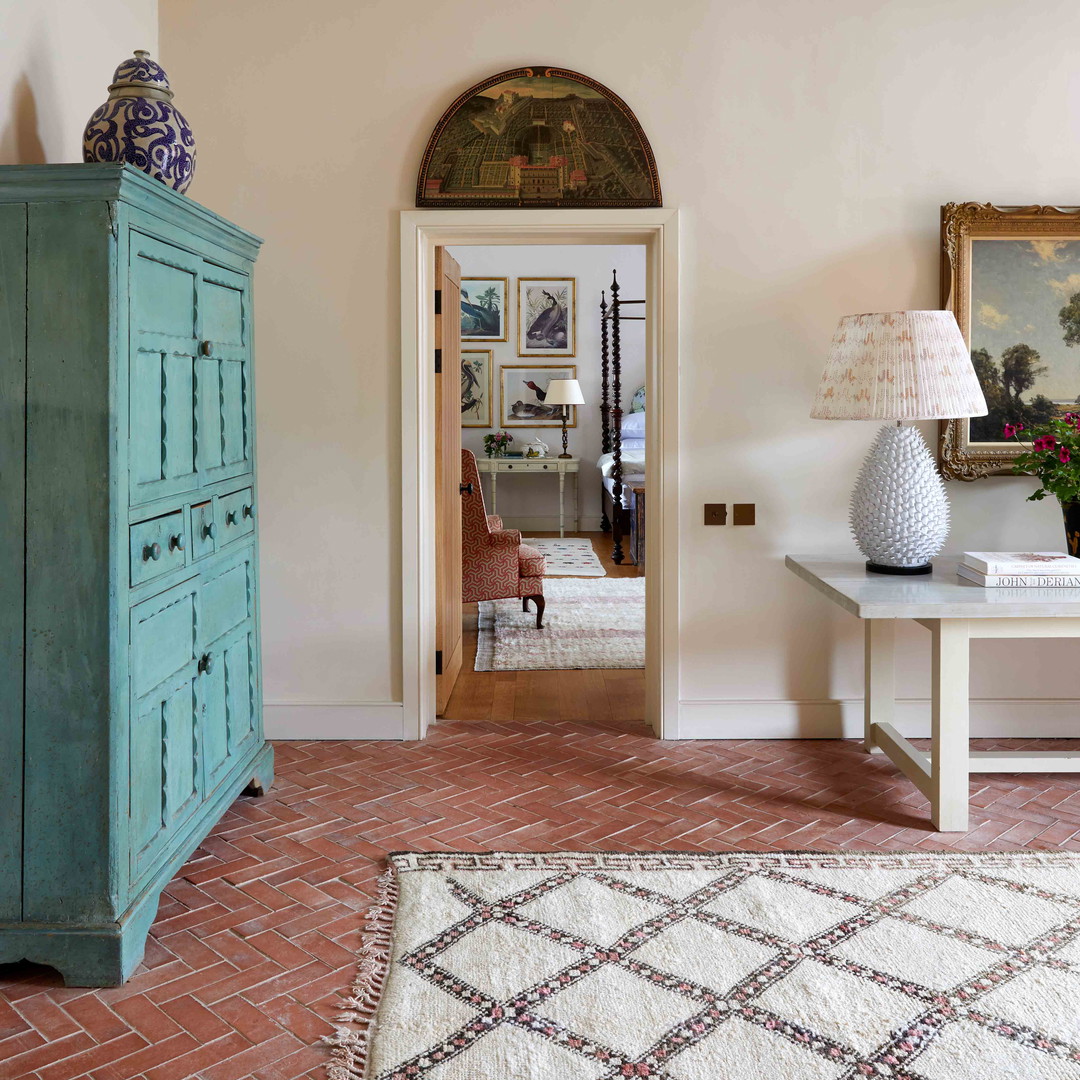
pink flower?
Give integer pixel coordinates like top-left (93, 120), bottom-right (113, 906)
top-left (1061, 446), bottom-right (1072, 464)
top-left (1034, 436), bottom-right (1057, 451)
top-left (1004, 423), bottom-right (1019, 438)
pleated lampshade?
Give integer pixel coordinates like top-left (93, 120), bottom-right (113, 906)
top-left (811, 311), bottom-right (987, 421)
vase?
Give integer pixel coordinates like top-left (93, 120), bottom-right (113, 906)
top-left (83, 50), bottom-right (196, 194)
top-left (1062, 501), bottom-right (1080, 556)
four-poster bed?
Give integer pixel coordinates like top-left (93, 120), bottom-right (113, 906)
top-left (598, 270), bottom-right (646, 569)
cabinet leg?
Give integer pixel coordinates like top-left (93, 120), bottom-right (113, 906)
top-left (864, 620), bottom-right (895, 754)
top-left (930, 619), bottom-right (970, 832)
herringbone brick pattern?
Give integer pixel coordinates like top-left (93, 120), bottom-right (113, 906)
top-left (4, 714), bottom-right (1080, 1079)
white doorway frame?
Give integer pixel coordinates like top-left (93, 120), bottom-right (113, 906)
top-left (400, 209), bottom-right (680, 739)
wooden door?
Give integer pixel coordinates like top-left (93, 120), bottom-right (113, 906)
top-left (435, 248), bottom-right (463, 716)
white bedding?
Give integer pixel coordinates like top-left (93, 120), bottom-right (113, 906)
top-left (603, 475), bottom-right (643, 506)
top-left (596, 449), bottom-right (646, 479)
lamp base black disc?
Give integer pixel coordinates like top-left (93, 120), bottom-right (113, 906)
top-left (866, 561), bottom-right (933, 576)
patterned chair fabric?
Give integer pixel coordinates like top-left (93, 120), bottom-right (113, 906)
top-left (461, 450), bottom-right (546, 626)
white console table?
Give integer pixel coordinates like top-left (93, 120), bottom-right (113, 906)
top-left (787, 554), bottom-right (1080, 833)
top-left (475, 457), bottom-right (580, 538)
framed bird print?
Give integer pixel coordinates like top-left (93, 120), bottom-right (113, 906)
top-left (517, 278), bottom-right (576, 356)
top-left (461, 349), bottom-right (493, 427)
top-left (461, 278), bottom-right (507, 342)
top-left (500, 364), bottom-right (577, 427)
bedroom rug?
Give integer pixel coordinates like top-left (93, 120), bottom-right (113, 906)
top-left (521, 537), bottom-right (606, 577)
top-left (329, 850), bottom-right (1080, 1080)
top-left (474, 578), bottom-right (644, 671)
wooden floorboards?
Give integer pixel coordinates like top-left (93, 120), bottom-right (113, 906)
top-left (449, 531), bottom-right (644, 723)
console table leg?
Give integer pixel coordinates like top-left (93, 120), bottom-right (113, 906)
top-left (559, 470), bottom-right (565, 538)
top-left (930, 619), bottom-right (970, 832)
top-left (490, 470), bottom-right (497, 517)
top-left (864, 620), bottom-right (894, 754)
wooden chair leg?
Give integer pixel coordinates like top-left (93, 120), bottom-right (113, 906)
top-left (531, 594), bottom-right (545, 628)
top-left (523, 597), bottom-right (530, 612)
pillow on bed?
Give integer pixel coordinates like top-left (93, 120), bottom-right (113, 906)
top-left (621, 411), bottom-right (646, 438)
top-left (620, 437), bottom-right (646, 450)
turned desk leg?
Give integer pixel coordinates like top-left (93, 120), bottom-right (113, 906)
top-left (559, 470), bottom-right (566, 538)
top-left (490, 469), bottom-right (498, 517)
top-left (930, 619), bottom-right (970, 832)
top-left (864, 620), bottom-right (894, 754)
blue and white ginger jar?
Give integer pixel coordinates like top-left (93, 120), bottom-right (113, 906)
top-left (83, 50), bottom-right (196, 194)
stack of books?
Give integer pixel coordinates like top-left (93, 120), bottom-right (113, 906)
top-left (958, 552), bottom-right (1080, 587)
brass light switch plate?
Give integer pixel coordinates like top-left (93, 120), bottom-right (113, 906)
top-left (704, 503), bottom-right (727, 526)
top-left (733, 503), bottom-right (756, 525)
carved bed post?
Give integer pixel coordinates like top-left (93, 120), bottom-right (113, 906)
top-left (610, 269), bottom-right (624, 564)
top-left (599, 289), bottom-right (611, 533)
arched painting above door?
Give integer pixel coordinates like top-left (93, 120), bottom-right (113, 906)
top-left (416, 67), bottom-right (662, 209)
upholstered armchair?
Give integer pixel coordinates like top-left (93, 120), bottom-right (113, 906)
top-left (461, 449), bottom-right (546, 628)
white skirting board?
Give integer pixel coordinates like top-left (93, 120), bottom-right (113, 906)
top-left (263, 701), bottom-right (404, 740)
top-left (678, 698), bottom-right (1080, 739)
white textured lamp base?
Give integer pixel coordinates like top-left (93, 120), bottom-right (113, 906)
top-left (850, 423), bottom-right (950, 575)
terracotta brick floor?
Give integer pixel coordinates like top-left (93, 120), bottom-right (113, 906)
top-left (4, 718), bottom-right (1080, 1079)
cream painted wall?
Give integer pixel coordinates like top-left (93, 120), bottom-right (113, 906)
top-left (449, 244), bottom-right (645, 532)
top-left (158, 0), bottom-right (1080, 738)
top-left (0, 0), bottom-right (157, 165)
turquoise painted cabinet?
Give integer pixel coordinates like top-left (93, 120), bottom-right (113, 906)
top-left (0, 164), bottom-right (273, 986)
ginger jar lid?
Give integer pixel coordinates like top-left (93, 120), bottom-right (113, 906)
top-left (108, 50), bottom-right (173, 98)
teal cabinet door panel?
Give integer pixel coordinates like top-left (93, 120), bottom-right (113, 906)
top-left (131, 578), bottom-right (198, 701)
top-left (202, 621), bottom-right (257, 791)
top-left (129, 234), bottom-right (201, 506)
top-left (200, 548), bottom-right (253, 647)
top-left (132, 235), bottom-right (200, 339)
top-left (0, 163), bottom-right (268, 986)
top-left (198, 267), bottom-right (251, 485)
top-left (0, 204), bottom-right (26, 922)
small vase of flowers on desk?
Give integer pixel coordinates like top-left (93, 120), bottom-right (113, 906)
top-left (483, 431), bottom-right (513, 458)
top-left (1005, 414), bottom-right (1080, 555)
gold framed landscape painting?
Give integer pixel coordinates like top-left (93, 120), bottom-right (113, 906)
top-left (517, 278), bottom-right (576, 357)
top-left (940, 202), bottom-right (1080, 479)
top-left (461, 349), bottom-right (493, 427)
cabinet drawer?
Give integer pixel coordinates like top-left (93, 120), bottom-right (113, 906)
top-left (191, 500), bottom-right (215, 560)
top-left (129, 511), bottom-right (187, 587)
top-left (218, 487), bottom-right (255, 546)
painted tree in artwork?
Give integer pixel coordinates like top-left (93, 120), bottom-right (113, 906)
top-left (1000, 343), bottom-right (1047, 400)
top-left (1060, 291), bottom-right (1080, 348)
top-left (476, 286), bottom-right (501, 312)
top-left (969, 344), bottom-right (1055, 442)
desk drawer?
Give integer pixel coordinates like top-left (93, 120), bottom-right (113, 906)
top-left (130, 511), bottom-right (187, 587)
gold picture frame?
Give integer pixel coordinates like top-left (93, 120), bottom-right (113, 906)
top-left (461, 349), bottom-right (493, 427)
top-left (500, 364), bottom-right (577, 427)
top-left (461, 278), bottom-right (508, 342)
top-left (517, 277), bottom-right (576, 357)
top-left (939, 202), bottom-right (1080, 480)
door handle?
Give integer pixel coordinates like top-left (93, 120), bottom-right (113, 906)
top-left (459, 483), bottom-right (474, 496)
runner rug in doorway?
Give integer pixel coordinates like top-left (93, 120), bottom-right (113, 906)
top-left (329, 850), bottom-right (1080, 1079)
top-left (521, 537), bottom-right (606, 576)
top-left (475, 577), bottom-right (644, 671)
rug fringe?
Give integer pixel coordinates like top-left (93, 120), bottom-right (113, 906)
top-left (325, 866), bottom-right (399, 1080)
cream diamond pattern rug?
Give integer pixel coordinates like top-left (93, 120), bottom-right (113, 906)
top-left (329, 851), bottom-right (1080, 1080)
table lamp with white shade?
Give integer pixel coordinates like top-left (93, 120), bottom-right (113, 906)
top-left (811, 311), bottom-right (987, 575)
top-left (544, 378), bottom-right (585, 459)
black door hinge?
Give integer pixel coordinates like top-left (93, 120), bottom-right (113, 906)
top-left (434, 289), bottom-right (442, 315)
top-left (434, 349), bottom-right (442, 373)
top-left (435, 650), bottom-right (443, 675)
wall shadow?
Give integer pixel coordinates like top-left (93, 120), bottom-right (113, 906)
top-left (0, 75), bottom-right (46, 165)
